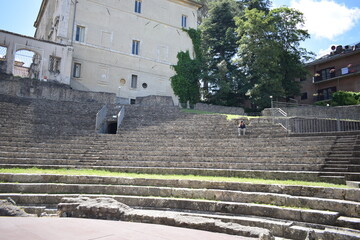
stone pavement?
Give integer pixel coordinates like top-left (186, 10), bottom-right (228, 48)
top-left (0, 217), bottom-right (250, 240)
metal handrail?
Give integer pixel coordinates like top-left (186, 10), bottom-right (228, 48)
top-left (95, 105), bottom-right (108, 133)
top-left (116, 106), bottom-right (125, 133)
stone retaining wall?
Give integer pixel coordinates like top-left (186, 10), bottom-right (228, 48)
top-left (194, 103), bottom-right (245, 115)
top-left (0, 74), bottom-right (116, 104)
top-left (263, 105), bottom-right (360, 120)
top-left (135, 95), bottom-right (174, 106)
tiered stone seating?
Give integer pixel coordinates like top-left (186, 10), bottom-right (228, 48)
top-left (0, 94), bottom-right (103, 136)
top-left (0, 173), bottom-right (359, 239)
top-left (0, 96), bottom-right (353, 183)
top-left (1, 94), bottom-right (360, 239)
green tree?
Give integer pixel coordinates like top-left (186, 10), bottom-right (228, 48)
top-left (170, 29), bottom-right (202, 108)
top-left (235, 7), bottom-right (312, 109)
top-left (200, 0), bottom-right (241, 106)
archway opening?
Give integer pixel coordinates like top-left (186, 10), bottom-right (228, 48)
top-left (14, 49), bottom-right (41, 79)
top-left (0, 46), bottom-right (7, 73)
top-left (107, 122), bottom-right (117, 134)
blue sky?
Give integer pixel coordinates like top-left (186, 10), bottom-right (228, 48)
top-left (272, 0), bottom-right (360, 57)
top-left (0, 0), bottom-right (359, 58)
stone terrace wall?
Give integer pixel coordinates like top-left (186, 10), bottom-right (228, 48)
top-left (136, 95), bottom-right (174, 106)
top-left (263, 105), bottom-right (360, 120)
top-left (194, 103), bottom-right (245, 115)
top-left (0, 74), bottom-right (116, 104)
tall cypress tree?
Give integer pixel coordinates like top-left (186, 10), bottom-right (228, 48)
top-left (200, 0), bottom-right (241, 106)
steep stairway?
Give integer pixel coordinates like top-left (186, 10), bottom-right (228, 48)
top-left (320, 134), bottom-right (360, 182)
top-left (0, 173), bottom-right (359, 239)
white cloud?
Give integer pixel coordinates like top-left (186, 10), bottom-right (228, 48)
top-left (291, 0), bottom-right (360, 40)
top-left (318, 45), bottom-right (335, 57)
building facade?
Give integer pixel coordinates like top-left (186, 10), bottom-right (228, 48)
top-left (0, 30), bottom-right (73, 84)
top-left (298, 43), bottom-right (360, 105)
top-left (34, 0), bottom-right (201, 105)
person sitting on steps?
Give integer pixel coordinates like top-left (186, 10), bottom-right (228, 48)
top-left (238, 120), bottom-right (246, 136)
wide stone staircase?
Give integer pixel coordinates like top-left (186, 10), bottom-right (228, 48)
top-left (1, 173), bottom-right (360, 239)
top-left (320, 134), bottom-right (360, 183)
top-left (1, 94), bottom-right (360, 239)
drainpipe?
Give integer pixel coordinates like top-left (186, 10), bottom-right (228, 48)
top-left (70, 0), bottom-right (78, 45)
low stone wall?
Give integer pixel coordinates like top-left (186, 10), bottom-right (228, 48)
top-left (0, 74), bottom-right (116, 104)
top-left (136, 95), bottom-right (174, 106)
top-left (263, 105), bottom-right (360, 120)
top-left (57, 197), bottom-right (273, 239)
top-left (194, 103), bottom-right (245, 115)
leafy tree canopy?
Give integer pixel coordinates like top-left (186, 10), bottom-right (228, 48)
top-left (235, 6), bottom-right (312, 108)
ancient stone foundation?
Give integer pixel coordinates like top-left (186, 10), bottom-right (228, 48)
top-left (58, 197), bottom-right (274, 240)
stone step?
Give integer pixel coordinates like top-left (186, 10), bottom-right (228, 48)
top-left (336, 216), bottom-right (360, 230)
top-left (1, 182), bottom-right (359, 218)
top-left (0, 147), bottom-right (332, 160)
top-left (0, 142), bottom-right (333, 153)
top-left (0, 158), bottom-right (325, 171)
top-left (0, 193), bottom-right (342, 226)
top-left (1, 173), bottom-right (357, 201)
top-left (323, 164), bottom-right (360, 172)
top-left (0, 137), bottom-right (335, 150)
top-left (0, 152), bottom-right (326, 164)
top-left (0, 164), bottom-right (337, 183)
top-left (0, 131), bottom-right (337, 143)
top-left (347, 181), bottom-right (360, 188)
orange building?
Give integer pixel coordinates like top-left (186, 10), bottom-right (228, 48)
top-left (298, 43), bottom-right (360, 104)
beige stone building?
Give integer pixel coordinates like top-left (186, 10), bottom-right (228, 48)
top-left (34, 0), bottom-right (201, 105)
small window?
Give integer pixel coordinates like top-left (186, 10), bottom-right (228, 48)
top-left (73, 63), bottom-right (81, 78)
top-left (181, 15), bottom-right (187, 28)
top-left (75, 25), bottom-right (85, 42)
top-left (301, 92), bottom-right (308, 100)
top-left (131, 74), bottom-right (138, 88)
top-left (132, 40), bottom-right (140, 55)
top-left (135, 0), bottom-right (142, 13)
top-left (142, 83), bottom-right (148, 88)
top-left (49, 56), bottom-right (61, 73)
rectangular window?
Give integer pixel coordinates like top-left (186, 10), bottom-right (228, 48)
top-left (49, 56), bottom-right (61, 73)
top-left (181, 15), bottom-right (187, 28)
top-left (135, 0), bottom-right (141, 13)
top-left (314, 66), bottom-right (335, 82)
top-left (132, 40), bottom-right (140, 55)
top-left (75, 25), bottom-right (85, 42)
top-left (317, 87), bottom-right (336, 101)
top-left (131, 74), bottom-right (138, 88)
top-left (73, 63), bottom-right (81, 78)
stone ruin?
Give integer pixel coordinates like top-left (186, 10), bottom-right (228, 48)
top-left (58, 197), bottom-right (274, 240)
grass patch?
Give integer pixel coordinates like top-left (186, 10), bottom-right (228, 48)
top-left (0, 167), bottom-right (349, 188)
top-left (180, 109), bottom-right (217, 115)
top-left (180, 109), bottom-right (259, 121)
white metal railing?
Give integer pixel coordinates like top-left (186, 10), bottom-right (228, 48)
top-left (289, 117), bottom-right (360, 133)
top-left (271, 108), bottom-right (289, 132)
top-left (95, 105), bottom-right (108, 133)
top-left (116, 106), bottom-right (125, 133)
top-left (270, 106), bottom-right (360, 133)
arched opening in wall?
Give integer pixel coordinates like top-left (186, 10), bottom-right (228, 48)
top-left (14, 49), bottom-right (41, 79)
top-left (107, 122), bottom-right (117, 134)
top-left (0, 46), bottom-right (7, 73)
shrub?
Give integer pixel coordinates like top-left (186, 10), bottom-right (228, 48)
top-left (332, 91), bottom-right (360, 106)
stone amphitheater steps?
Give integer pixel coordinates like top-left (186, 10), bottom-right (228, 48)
top-left (320, 135), bottom-right (360, 181)
top-left (1, 95), bottom-right (359, 175)
top-left (1, 173), bottom-right (360, 239)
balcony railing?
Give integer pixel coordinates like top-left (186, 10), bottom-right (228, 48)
top-left (313, 64), bottom-right (360, 83)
